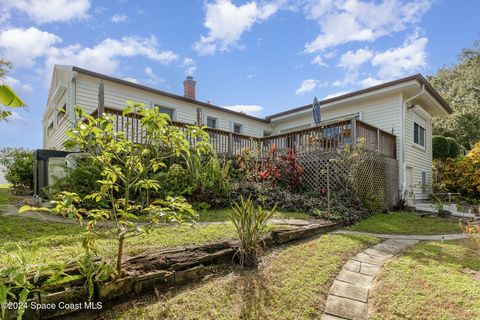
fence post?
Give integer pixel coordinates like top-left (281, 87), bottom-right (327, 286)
top-left (228, 132), bottom-right (233, 156)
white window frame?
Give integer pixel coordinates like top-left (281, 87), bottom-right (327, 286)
top-left (206, 116), bottom-right (218, 129)
top-left (233, 123), bottom-right (243, 134)
top-left (154, 104), bottom-right (175, 121)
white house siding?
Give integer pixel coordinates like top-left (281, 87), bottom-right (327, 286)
top-left (74, 73), bottom-right (272, 138)
top-left (404, 105), bottom-right (432, 200)
top-left (272, 94), bottom-right (402, 157)
top-left (44, 70), bottom-right (74, 150)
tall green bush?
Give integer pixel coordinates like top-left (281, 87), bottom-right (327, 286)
top-left (433, 135), bottom-right (461, 160)
top-left (0, 148), bottom-right (33, 191)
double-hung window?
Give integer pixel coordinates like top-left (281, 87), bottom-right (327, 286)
top-left (156, 105), bottom-right (174, 120)
top-left (207, 116), bottom-right (217, 129)
top-left (413, 122), bottom-right (426, 147)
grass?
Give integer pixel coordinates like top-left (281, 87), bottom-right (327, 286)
top-left (349, 211), bottom-right (461, 235)
top-left (0, 186), bottom-right (14, 212)
top-left (0, 215), bottom-right (281, 268)
top-left (197, 208), bottom-right (312, 222)
top-left (105, 234), bottom-right (379, 320)
top-left (370, 240), bottom-right (480, 320)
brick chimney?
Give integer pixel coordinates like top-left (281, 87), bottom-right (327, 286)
top-left (183, 76), bottom-right (196, 100)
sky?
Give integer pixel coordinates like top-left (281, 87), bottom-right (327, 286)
top-left (0, 0), bottom-right (479, 149)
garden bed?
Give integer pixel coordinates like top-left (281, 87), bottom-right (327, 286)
top-left (6, 221), bottom-right (340, 320)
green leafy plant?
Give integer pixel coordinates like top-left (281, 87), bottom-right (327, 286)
top-left (0, 148), bottom-right (33, 191)
top-left (227, 196), bottom-right (274, 268)
top-left (21, 104), bottom-right (208, 277)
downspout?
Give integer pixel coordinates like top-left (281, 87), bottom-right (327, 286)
top-left (400, 84), bottom-right (426, 194)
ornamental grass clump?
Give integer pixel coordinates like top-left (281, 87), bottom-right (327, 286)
top-left (227, 196), bottom-right (274, 268)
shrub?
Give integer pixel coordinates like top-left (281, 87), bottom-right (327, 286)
top-left (227, 196), bottom-right (274, 268)
top-left (434, 142), bottom-right (480, 199)
top-left (0, 148), bottom-right (33, 191)
top-left (433, 135), bottom-right (461, 160)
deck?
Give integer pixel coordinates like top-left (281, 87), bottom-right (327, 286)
top-left (93, 107), bottom-right (397, 159)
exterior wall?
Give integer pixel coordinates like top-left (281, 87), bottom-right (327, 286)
top-left (404, 105), bottom-right (433, 200)
top-left (75, 73), bottom-right (272, 138)
top-left (272, 94), bottom-right (402, 157)
top-left (44, 70), bottom-right (75, 150)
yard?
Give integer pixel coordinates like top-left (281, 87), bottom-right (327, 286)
top-left (369, 239), bottom-right (480, 320)
top-left (104, 233), bottom-right (378, 320)
top-left (348, 211), bottom-right (461, 235)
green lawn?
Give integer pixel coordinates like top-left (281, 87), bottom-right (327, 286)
top-left (349, 212), bottom-right (461, 235)
top-left (0, 215), bottom-right (281, 268)
top-left (105, 234), bottom-right (378, 320)
top-left (0, 185), bottom-right (14, 211)
top-left (197, 208), bottom-right (312, 222)
top-left (370, 240), bottom-right (480, 320)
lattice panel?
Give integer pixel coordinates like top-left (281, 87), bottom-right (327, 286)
top-left (298, 149), bottom-right (399, 212)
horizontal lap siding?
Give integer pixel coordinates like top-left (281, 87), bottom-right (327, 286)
top-left (404, 106), bottom-right (432, 200)
top-left (272, 94), bottom-right (401, 157)
top-left (45, 70), bottom-right (74, 150)
top-left (76, 74), bottom-right (272, 137)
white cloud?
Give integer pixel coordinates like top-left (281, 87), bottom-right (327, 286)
top-left (371, 35), bottom-right (428, 79)
top-left (332, 71), bottom-right (358, 87)
top-left (338, 48), bottom-right (373, 70)
top-left (122, 77), bottom-right (138, 84)
top-left (360, 77), bottom-right (383, 87)
top-left (311, 54), bottom-right (328, 67)
top-left (181, 58), bottom-right (197, 76)
top-left (194, 0), bottom-right (280, 55)
top-left (3, 76), bottom-right (33, 95)
top-left (222, 104), bottom-right (263, 116)
top-left (4, 0), bottom-right (90, 23)
top-left (0, 27), bottom-right (61, 68)
top-left (295, 79), bottom-right (322, 95)
top-left (4, 112), bottom-right (28, 124)
top-left (110, 13), bottom-right (128, 23)
top-left (324, 90), bottom-right (350, 100)
top-left (303, 0), bottom-right (431, 53)
top-left (144, 66), bottom-right (165, 85)
top-left (247, 73), bottom-right (256, 79)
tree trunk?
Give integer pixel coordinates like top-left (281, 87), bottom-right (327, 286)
top-left (116, 234), bottom-right (125, 278)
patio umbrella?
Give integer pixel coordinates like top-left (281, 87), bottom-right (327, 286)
top-left (312, 97), bottom-right (321, 125)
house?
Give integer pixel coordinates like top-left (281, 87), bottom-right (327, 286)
top-left (43, 65), bottom-right (452, 200)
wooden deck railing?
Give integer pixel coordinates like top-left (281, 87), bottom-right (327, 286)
top-left (92, 108), bottom-right (396, 159)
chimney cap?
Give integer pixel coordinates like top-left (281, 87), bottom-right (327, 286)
top-left (186, 76), bottom-right (194, 81)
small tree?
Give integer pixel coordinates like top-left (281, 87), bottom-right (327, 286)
top-left (22, 104), bottom-right (211, 277)
top-left (0, 148), bottom-right (33, 191)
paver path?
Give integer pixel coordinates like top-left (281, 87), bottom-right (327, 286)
top-left (322, 231), bottom-right (468, 320)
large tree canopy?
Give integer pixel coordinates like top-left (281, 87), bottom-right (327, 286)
top-left (428, 39), bottom-right (480, 150)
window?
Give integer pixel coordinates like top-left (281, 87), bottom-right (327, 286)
top-left (157, 106), bottom-right (174, 120)
top-left (413, 122), bottom-right (426, 147)
top-left (57, 104), bottom-right (66, 124)
top-left (47, 121), bottom-right (54, 136)
top-left (263, 130), bottom-right (273, 137)
top-left (233, 123), bottom-right (242, 134)
top-left (207, 116), bottom-right (217, 129)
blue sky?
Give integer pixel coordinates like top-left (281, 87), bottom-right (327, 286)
top-left (0, 0), bottom-right (479, 149)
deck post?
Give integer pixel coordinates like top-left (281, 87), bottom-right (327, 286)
top-left (228, 132), bottom-right (233, 156)
top-left (351, 118), bottom-right (357, 147)
top-left (376, 128), bottom-right (381, 154)
top-left (97, 80), bottom-right (104, 118)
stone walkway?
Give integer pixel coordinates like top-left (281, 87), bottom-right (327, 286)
top-left (322, 231), bottom-right (467, 320)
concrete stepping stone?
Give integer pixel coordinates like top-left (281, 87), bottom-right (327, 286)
top-left (323, 238), bottom-right (419, 320)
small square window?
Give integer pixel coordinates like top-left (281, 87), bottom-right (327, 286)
top-left (233, 123), bottom-right (242, 134)
top-left (207, 117), bottom-right (217, 129)
top-left (263, 131), bottom-right (273, 137)
top-left (157, 106), bottom-right (174, 120)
